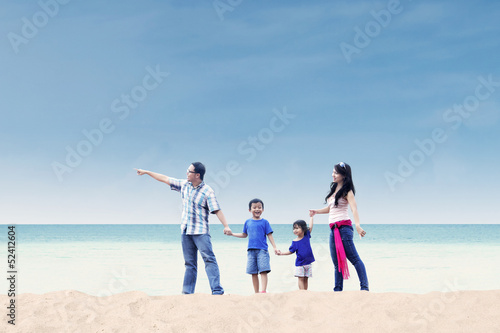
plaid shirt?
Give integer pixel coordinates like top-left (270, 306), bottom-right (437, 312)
top-left (169, 178), bottom-right (221, 235)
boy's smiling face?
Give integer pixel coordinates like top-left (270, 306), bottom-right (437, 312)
top-left (249, 202), bottom-right (263, 220)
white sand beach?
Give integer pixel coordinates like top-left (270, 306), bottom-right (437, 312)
top-left (2, 289), bottom-right (500, 332)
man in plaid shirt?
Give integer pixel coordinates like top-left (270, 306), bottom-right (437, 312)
top-left (136, 162), bottom-right (232, 295)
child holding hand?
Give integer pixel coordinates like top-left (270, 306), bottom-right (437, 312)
top-left (231, 198), bottom-right (278, 293)
top-left (278, 216), bottom-right (315, 290)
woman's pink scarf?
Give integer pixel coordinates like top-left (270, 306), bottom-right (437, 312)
top-left (329, 219), bottom-right (352, 279)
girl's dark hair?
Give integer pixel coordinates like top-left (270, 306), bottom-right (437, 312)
top-left (248, 198), bottom-right (264, 210)
top-left (293, 220), bottom-right (308, 234)
top-left (324, 162), bottom-right (356, 207)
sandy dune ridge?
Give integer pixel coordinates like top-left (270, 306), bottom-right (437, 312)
top-left (2, 290), bottom-right (500, 332)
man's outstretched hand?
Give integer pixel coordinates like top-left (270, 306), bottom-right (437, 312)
top-left (135, 168), bottom-right (147, 175)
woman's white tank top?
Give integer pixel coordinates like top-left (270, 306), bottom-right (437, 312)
top-left (328, 195), bottom-right (349, 224)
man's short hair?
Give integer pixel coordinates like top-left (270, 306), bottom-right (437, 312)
top-left (191, 162), bottom-right (206, 180)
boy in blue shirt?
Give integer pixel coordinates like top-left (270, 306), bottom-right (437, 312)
top-left (231, 198), bottom-right (278, 293)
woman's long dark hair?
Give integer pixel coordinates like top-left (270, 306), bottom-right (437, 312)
top-left (324, 162), bottom-right (356, 207)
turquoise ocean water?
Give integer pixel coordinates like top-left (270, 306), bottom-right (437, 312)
top-left (2, 224), bottom-right (499, 296)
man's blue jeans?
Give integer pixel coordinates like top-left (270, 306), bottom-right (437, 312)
top-left (329, 225), bottom-right (369, 291)
top-left (181, 232), bottom-right (224, 295)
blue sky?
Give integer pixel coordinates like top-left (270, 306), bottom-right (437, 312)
top-left (1, 0), bottom-right (499, 225)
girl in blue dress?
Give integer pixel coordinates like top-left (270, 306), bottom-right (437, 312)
top-left (278, 216), bottom-right (315, 290)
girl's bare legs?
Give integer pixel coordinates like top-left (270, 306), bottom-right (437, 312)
top-left (252, 274), bottom-right (259, 293)
top-left (298, 277), bottom-right (308, 290)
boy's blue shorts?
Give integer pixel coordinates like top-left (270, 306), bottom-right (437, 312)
top-left (246, 249), bottom-right (271, 274)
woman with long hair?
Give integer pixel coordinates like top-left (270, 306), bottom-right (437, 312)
top-left (309, 162), bottom-right (369, 291)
